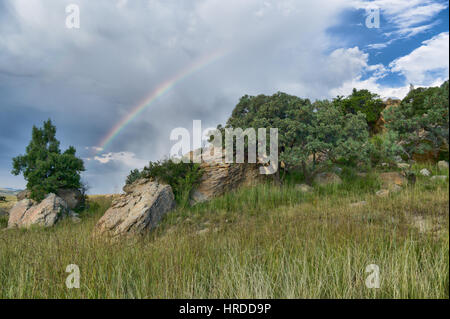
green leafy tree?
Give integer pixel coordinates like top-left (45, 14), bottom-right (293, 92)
top-left (383, 80), bottom-right (449, 159)
top-left (12, 119), bottom-right (85, 201)
top-left (127, 159), bottom-right (203, 208)
top-left (219, 92), bottom-right (370, 183)
top-left (368, 131), bottom-right (403, 166)
top-left (335, 88), bottom-right (385, 133)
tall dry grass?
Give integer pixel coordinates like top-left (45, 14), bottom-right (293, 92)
top-left (0, 165), bottom-right (448, 298)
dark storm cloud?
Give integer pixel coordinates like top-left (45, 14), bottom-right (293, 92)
top-left (2, 0), bottom-right (418, 193)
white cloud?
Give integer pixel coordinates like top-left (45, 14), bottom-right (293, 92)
top-left (354, 0), bottom-right (447, 46)
top-left (93, 152), bottom-right (147, 169)
top-left (354, 0), bottom-right (447, 29)
top-left (330, 33), bottom-right (449, 99)
top-left (389, 32), bottom-right (449, 85)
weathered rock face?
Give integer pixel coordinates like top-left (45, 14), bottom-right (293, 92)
top-left (16, 189), bottom-right (31, 201)
top-left (8, 193), bottom-right (70, 228)
top-left (93, 179), bottom-right (176, 238)
top-left (188, 147), bottom-right (268, 204)
top-left (374, 98), bottom-right (401, 133)
top-left (56, 188), bottom-right (84, 210)
top-left (16, 188), bottom-right (83, 210)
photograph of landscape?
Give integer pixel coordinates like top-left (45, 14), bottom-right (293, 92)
top-left (0, 0), bottom-right (448, 306)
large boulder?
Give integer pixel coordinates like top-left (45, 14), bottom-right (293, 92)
top-left (56, 188), bottom-right (84, 210)
top-left (16, 189), bottom-right (31, 201)
top-left (8, 193), bottom-right (72, 228)
top-left (16, 188), bottom-right (83, 210)
top-left (93, 179), bottom-right (176, 239)
top-left (188, 147), bottom-right (268, 204)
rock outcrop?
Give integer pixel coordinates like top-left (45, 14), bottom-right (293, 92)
top-left (16, 189), bottom-right (31, 201)
top-left (188, 147), bottom-right (269, 204)
top-left (8, 193), bottom-right (73, 228)
top-left (16, 188), bottom-right (83, 210)
top-left (56, 188), bottom-right (84, 210)
top-left (93, 179), bottom-right (176, 239)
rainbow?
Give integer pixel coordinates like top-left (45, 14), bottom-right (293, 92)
top-left (96, 49), bottom-right (230, 153)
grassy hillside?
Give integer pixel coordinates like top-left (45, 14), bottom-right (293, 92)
top-left (0, 164), bottom-right (448, 298)
top-left (0, 195), bottom-right (16, 218)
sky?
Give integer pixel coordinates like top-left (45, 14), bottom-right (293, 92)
top-left (0, 0), bottom-right (448, 194)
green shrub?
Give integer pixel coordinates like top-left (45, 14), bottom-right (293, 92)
top-left (368, 131), bottom-right (403, 166)
top-left (383, 80), bottom-right (449, 159)
top-left (126, 159), bottom-right (203, 207)
top-left (126, 169), bottom-right (142, 185)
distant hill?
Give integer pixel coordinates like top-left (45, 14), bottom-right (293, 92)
top-left (0, 188), bottom-right (22, 196)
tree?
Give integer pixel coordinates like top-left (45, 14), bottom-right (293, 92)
top-left (12, 119), bottom-right (85, 201)
top-left (219, 92), bottom-right (370, 183)
top-left (383, 80), bottom-right (449, 159)
top-left (335, 88), bottom-right (385, 133)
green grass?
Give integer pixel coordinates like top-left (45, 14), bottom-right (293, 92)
top-left (0, 168), bottom-right (448, 298)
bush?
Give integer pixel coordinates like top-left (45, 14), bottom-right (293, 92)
top-left (126, 159), bottom-right (203, 207)
top-left (368, 131), bottom-right (403, 166)
top-left (126, 169), bottom-right (142, 185)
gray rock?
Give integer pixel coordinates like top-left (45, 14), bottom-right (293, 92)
top-left (16, 189), bottom-right (31, 201)
top-left (419, 168), bottom-right (431, 177)
top-left (93, 179), bottom-right (176, 238)
top-left (375, 189), bottom-right (390, 198)
top-left (56, 189), bottom-right (84, 210)
top-left (390, 184), bottom-right (402, 193)
top-left (379, 172), bottom-right (407, 188)
top-left (437, 161), bottom-right (449, 170)
top-left (189, 147), bottom-right (267, 205)
top-left (8, 193), bottom-right (70, 228)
